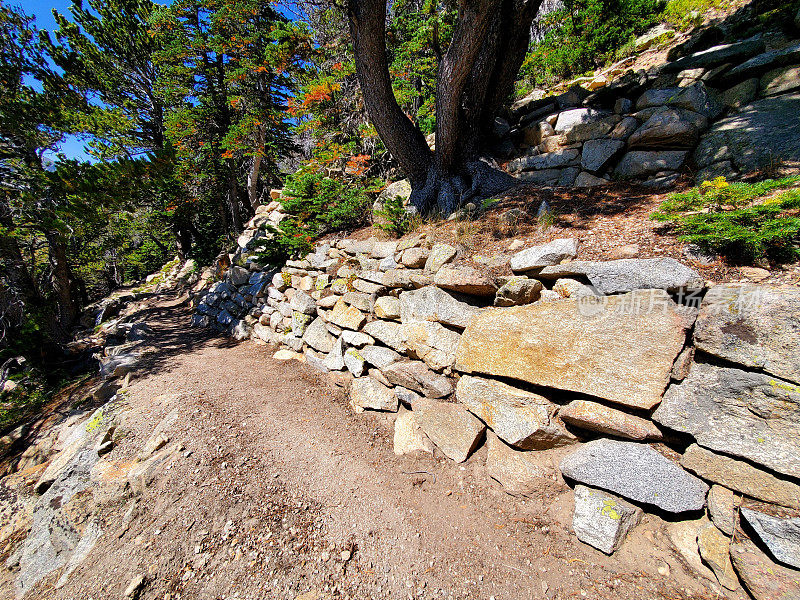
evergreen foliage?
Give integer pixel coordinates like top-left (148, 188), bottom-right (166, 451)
top-left (652, 177), bottom-right (800, 263)
top-left (253, 170), bottom-right (377, 265)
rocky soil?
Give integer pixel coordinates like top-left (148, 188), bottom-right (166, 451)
top-left (0, 293), bottom-right (734, 600)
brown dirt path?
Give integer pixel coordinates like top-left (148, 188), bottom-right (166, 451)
top-left (10, 294), bottom-right (726, 600)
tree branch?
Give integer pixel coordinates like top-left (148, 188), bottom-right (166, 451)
top-left (347, 0), bottom-right (432, 186)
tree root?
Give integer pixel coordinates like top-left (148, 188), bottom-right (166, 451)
top-left (408, 160), bottom-right (521, 216)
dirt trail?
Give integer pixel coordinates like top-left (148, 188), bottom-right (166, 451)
top-left (7, 295), bottom-right (724, 600)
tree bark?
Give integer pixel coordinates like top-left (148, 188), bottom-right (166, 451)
top-left (45, 229), bottom-right (81, 342)
top-left (348, 0), bottom-right (541, 216)
top-left (347, 0), bottom-right (433, 188)
top-left (0, 205), bottom-right (42, 324)
top-left (248, 127), bottom-right (265, 212)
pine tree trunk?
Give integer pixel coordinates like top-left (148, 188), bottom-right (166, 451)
top-left (348, 0), bottom-right (543, 215)
top-left (45, 230), bottom-right (80, 342)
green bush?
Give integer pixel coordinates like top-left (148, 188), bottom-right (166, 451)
top-left (518, 0), bottom-right (663, 90)
top-left (253, 170), bottom-right (377, 265)
top-left (374, 195), bottom-right (414, 238)
top-left (652, 176), bottom-right (800, 263)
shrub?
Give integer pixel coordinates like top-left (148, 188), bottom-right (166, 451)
top-left (652, 176), bottom-right (800, 263)
top-left (374, 195), bottom-right (414, 238)
top-left (253, 170), bottom-right (377, 265)
top-left (518, 0), bottom-right (663, 89)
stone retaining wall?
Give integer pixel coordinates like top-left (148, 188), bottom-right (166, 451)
top-left (496, 37), bottom-right (800, 187)
top-left (192, 210), bottom-right (800, 598)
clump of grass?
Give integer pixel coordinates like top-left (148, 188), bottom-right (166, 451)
top-left (662, 0), bottom-right (728, 29)
top-left (454, 221), bottom-right (480, 250)
top-left (652, 176), bottom-right (800, 263)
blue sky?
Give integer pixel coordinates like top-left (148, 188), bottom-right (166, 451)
top-left (24, 0), bottom-right (94, 159)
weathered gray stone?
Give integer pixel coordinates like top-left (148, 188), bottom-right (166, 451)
top-left (635, 87), bottom-right (682, 110)
top-left (654, 363), bottom-right (800, 479)
top-left (381, 360), bottom-right (453, 398)
top-left (485, 432), bottom-right (562, 497)
top-left (707, 484), bottom-right (737, 536)
top-left (511, 149), bottom-right (580, 172)
top-left (697, 523), bottom-right (739, 590)
top-left (730, 540), bottom-right (800, 600)
top-left (393, 407), bottom-right (434, 455)
top-left (538, 257), bottom-right (703, 293)
top-left (394, 385), bottom-right (423, 407)
top-left (344, 347), bottom-right (366, 377)
top-left (371, 240), bottom-right (398, 259)
top-left (741, 508), bottom-right (800, 570)
top-left (323, 336), bottom-right (346, 371)
top-left (581, 139), bottom-right (625, 173)
top-left (681, 444), bottom-right (800, 510)
top-left (609, 116), bottom-right (640, 139)
top-left (572, 485), bottom-right (642, 554)
top-left (516, 169), bottom-right (561, 185)
top-left (669, 82), bottom-right (723, 119)
top-left (411, 397), bottom-right (486, 462)
top-left (560, 439), bottom-right (709, 513)
top-left (574, 172), bottom-right (609, 187)
top-left (20, 400), bottom-right (130, 596)
top-left (343, 291), bottom-right (371, 313)
top-left (433, 266), bottom-right (497, 296)
top-left (554, 108), bottom-right (607, 134)
top-left (290, 290), bottom-right (317, 315)
top-left (665, 517), bottom-right (718, 582)
top-left (551, 278), bottom-right (598, 298)
top-left (317, 294), bottom-right (339, 309)
top-left (761, 65), bottom-right (800, 96)
top-left (363, 320), bottom-right (407, 352)
top-left (228, 265), bottom-right (250, 286)
top-left (301, 317), bottom-right (334, 353)
top-left (350, 376), bottom-right (398, 413)
top-left (381, 255), bottom-right (399, 272)
top-left (665, 38), bottom-right (766, 72)
top-left (352, 277), bottom-right (384, 295)
top-left (557, 166), bottom-right (580, 186)
top-left (99, 352), bottom-right (139, 378)
top-left (633, 106), bottom-right (709, 131)
top-left (670, 346), bottom-right (694, 381)
top-left (402, 321), bottom-right (461, 370)
top-left (615, 150), bottom-right (688, 178)
top-left (341, 330), bottom-right (373, 347)
top-left (359, 344), bottom-right (402, 369)
top-left (509, 238), bottom-right (578, 273)
top-left (399, 285), bottom-right (481, 329)
top-left (374, 296), bottom-right (400, 319)
top-left (456, 290), bottom-right (690, 410)
top-left (725, 42), bottom-right (800, 82)
top-left (304, 348), bottom-right (330, 372)
top-left (694, 284), bottom-right (800, 385)
top-left (329, 298), bottom-right (366, 330)
top-left (401, 247), bottom-right (429, 268)
top-left (628, 109), bottom-right (699, 149)
top-left (494, 277), bottom-right (543, 306)
top-left (695, 93), bottom-right (800, 175)
top-left (424, 243), bottom-right (457, 273)
top-left (342, 237), bottom-right (375, 255)
top-left (456, 375), bottom-right (575, 449)
top-left (382, 268), bottom-right (432, 289)
top-left (563, 115), bottom-right (621, 144)
top-left (720, 78), bottom-right (758, 110)
top-left (560, 400), bottom-right (662, 441)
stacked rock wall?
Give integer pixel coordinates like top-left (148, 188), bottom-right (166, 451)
top-left (497, 37), bottom-right (800, 187)
top-left (192, 214), bottom-right (800, 596)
